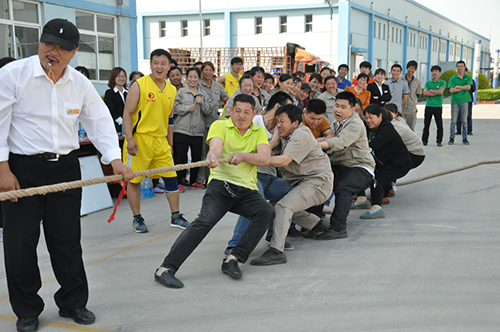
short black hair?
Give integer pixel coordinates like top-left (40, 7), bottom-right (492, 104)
top-left (250, 66), bottom-right (265, 77)
top-left (309, 72), bottom-right (323, 84)
top-left (364, 104), bottom-right (390, 121)
top-left (320, 67), bottom-right (333, 74)
top-left (168, 66), bottom-right (182, 77)
top-left (186, 67), bottom-right (201, 78)
top-left (193, 61), bottom-right (203, 67)
top-left (406, 60), bottom-right (418, 69)
top-left (267, 91), bottom-right (293, 112)
top-left (323, 75), bottom-right (337, 85)
top-left (0, 56), bottom-right (16, 68)
top-left (374, 68), bottom-right (386, 76)
top-left (279, 73), bottom-right (293, 83)
top-left (355, 98), bottom-right (363, 108)
top-left (301, 82), bottom-right (311, 92)
top-left (150, 48), bottom-right (172, 62)
top-left (231, 57), bottom-right (243, 65)
top-left (233, 93), bottom-right (255, 109)
top-left (384, 103), bottom-right (402, 117)
top-left (306, 99), bottom-right (326, 115)
top-left (391, 63), bottom-right (403, 71)
top-left (356, 73), bottom-right (369, 82)
top-left (170, 58), bottom-right (178, 66)
top-left (74, 66), bottom-right (90, 78)
top-left (294, 71), bottom-right (306, 80)
top-left (456, 60), bottom-right (466, 67)
top-left (264, 73), bottom-right (273, 81)
top-left (275, 104), bottom-right (303, 124)
top-left (239, 75), bottom-right (253, 86)
top-left (335, 91), bottom-right (356, 108)
top-left (431, 65), bottom-right (442, 72)
top-left (338, 64), bottom-right (349, 71)
top-left (359, 61), bottom-right (372, 70)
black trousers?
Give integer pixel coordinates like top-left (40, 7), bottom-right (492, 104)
top-left (173, 133), bottom-right (203, 185)
top-left (422, 106), bottom-right (443, 144)
top-left (330, 166), bottom-right (372, 232)
top-left (162, 180), bottom-right (274, 272)
top-left (2, 153), bottom-right (88, 318)
top-left (456, 102), bottom-right (473, 134)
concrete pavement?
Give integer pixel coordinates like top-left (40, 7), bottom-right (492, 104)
top-left (1, 103), bottom-right (499, 332)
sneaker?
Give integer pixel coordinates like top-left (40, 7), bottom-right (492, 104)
top-left (171, 214), bottom-right (190, 229)
top-left (448, 140), bottom-right (454, 145)
top-left (360, 208), bottom-right (386, 219)
top-left (303, 219), bottom-right (330, 238)
top-left (316, 229), bottom-right (348, 240)
top-left (463, 139), bottom-right (470, 145)
top-left (178, 185), bottom-right (185, 193)
top-left (154, 186), bottom-right (164, 194)
top-left (188, 183), bottom-right (205, 189)
top-left (468, 132), bottom-right (473, 136)
top-left (250, 248), bottom-right (287, 266)
top-left (287, 225), bottom-right (303, 237)
top-left (437, 142), bottom-right (443, 147)
top-left (133, 216), bottom-right (148, 233)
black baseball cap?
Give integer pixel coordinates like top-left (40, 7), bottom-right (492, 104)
top-left (40, 18), bottom-right (80, 51)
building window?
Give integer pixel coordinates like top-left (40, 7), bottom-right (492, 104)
top-left (378, 22), bottom-right (381, 39)
top-left (373, 20), bottom-right (376, 38)
top-left (181, 20), bottom-right (188, 37)
top-left (382, 24), bottom-right (386, 40)
top-left (204, 19), bottom-right (210, 36)
top-left (0, 0), bottom-right (41, 59)
top-left (255, 16), bottom-right (262, 34)
top-left (76, 10), bottom-right (116, 81)
top-left (391, 27), bottom-right (394, 42)
top-left (159, 20), bottom-right (166, 37)
top-left (305, 14), bottom-right (313, 32)
top-left (280, 16), bottom-right (287, 34)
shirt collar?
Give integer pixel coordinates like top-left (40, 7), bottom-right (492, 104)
top-left (31, 55), bottom-right (74, 83)
top-left (113, 86), bottom-right (128, 93)
top-left (226, 117), bottom-right (256, 131)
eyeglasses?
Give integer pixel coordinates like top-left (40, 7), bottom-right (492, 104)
top-left (40, 42), bottom-right (73, 55)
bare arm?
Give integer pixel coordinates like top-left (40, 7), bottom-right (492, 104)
top-left (207, 137), bottom-right (224, 168)
top-left (122, 82), bottom-right (140, 156)
top-left (230, 143), bottom-right (271, 166)
top-left (402, 94), bottom-right (408, 106)
top-left (270, 155), bottom-right (293, 168)
top-left (269, 129), bottom-right (281, 150)
top-left (0, 161), bottom-right (20, 202)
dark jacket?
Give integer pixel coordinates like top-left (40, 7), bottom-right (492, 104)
top-left (367, 82), bottom-right (392, 106)
top-left (104, 88), bottom-right (127, 132)
top-left (367, 118), bottom-right (412, 171)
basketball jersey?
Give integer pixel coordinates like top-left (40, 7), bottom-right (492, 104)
top-left (224, 72), bottom-right (242, 97)
top-left (132, 75), bottom-right (177, 137)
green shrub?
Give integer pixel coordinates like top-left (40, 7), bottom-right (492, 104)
top-left (439, 69), bottom-right (456, 87)
top-left (477, 89), bottom-right (500, 101)
top-left (477, 73), bottom-right (489, 89)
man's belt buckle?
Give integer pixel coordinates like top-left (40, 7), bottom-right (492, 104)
top-left (47, 153), bottom-right (60, 162)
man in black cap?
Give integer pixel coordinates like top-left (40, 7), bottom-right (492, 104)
top-left (0, 18), bottom-right (134, 332)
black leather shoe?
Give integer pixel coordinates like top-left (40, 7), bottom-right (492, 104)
top-left (302, 219), bottom-right (330, 238)
top-left (250, 248), bottom-right (287, 266)
top-left (221, 259), bottom-right (242, 278)
top-left (59, 308), bottom-right (95, 325)
top-left (154, 268), bottom-right (184, 288)
top-left (16, 317), bottom-right (39, 332)
top-left (315, 229), bottom-right (348, 240)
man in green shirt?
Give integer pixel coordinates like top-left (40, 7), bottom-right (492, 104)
top-left (154, 94), bottom-right (275, 288)
top-left (448, 60), bottom-right (473, 145)
top-left (422, 65), bottom-right (447, 146)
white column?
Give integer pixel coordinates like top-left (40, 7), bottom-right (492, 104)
top-left (472, 40), bottom-right (481, 104)
top-left (493, 49), bottom-right (499, 89)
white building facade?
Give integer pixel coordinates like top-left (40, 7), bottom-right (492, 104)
top-left (137, 0), bottom-right (490, 82)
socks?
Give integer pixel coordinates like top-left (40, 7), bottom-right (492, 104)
top-left (133, 214), bottom-right (142, 219)
top-left (368, 205), bottom-right (382, 214)
top-left (171, 211), bottom-right (180, 220)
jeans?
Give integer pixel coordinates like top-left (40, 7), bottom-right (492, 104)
top-left (450, 102), bottom-right (468, 142)
top-left (227, 173), bottom-right (293, 248)
top-left (330, 166), bottom-right (372, 232)
top-left (456, 102), bottom-right (473, 134)
top-left (421, 106), bottom-right (443, 144)
top-left (162, 180), bottom-right (274, 272)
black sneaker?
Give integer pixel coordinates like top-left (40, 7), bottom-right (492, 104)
top-left (250, 248), bottom-right (287, 266)
top-left (302, 219), bottom-right (329, 238)
top-left (315, 229), bottom-right (348, 240)
top-left (16, 317), bottom-right (39, 332)
top-left (154, 269), bottom-right (184, 288)
top-left (463, 139), bottom-right (470, 145)
top-left (221, 259), bottom-right (242, 278)
top-left (224, 247), bottom-right (234, 257)
top-left (437, 142), bottom-right (443, 147)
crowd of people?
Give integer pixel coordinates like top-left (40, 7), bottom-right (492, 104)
top-left (0, 17), bottom-right (478, 331)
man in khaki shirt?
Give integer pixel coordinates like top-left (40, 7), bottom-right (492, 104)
top-left (318, 91), bottom-right (375, 240)
top-left (251, 104), bottom-right (332, 266)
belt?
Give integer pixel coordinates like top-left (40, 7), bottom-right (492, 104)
top-left (28, 152), bottom-right (69, 162)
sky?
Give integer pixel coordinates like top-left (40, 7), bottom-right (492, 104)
top-left (414, 0), bottom-right (500, 55)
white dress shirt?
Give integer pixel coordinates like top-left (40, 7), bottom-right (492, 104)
top-left (0, 55), bottom-right (121, 164)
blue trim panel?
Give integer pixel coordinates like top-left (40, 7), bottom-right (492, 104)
top-left (403, 26), bottom-right (408, 67)
top-left (40, 0), bottom-right (135, 18)
top-left (446, 40), bottom-right (450, 62)
top-left (427, 35), bottom-right (432, 82)
top-left (368, 14), bottom-right (374, 64)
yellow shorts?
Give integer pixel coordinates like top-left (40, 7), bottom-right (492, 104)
top-left (123, 133), bottom-right (176, 184)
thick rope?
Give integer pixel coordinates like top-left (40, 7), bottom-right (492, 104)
top-left (398, 160), bottom-right (500, 186)
top-left (0, 157), bottom-right (232, 202)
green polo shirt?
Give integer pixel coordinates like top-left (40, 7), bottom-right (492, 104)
top-left (424, 78), bottom-right (447, 107)
top-left (449, 74), bottom-right (473, 105)
top-left (207, 118), bottom-right (269, 190)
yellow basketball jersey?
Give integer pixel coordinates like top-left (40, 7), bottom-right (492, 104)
top-left (222, 72), bottom-right (242, 118)
top-left (132, 75), bottom-right (177, 137)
